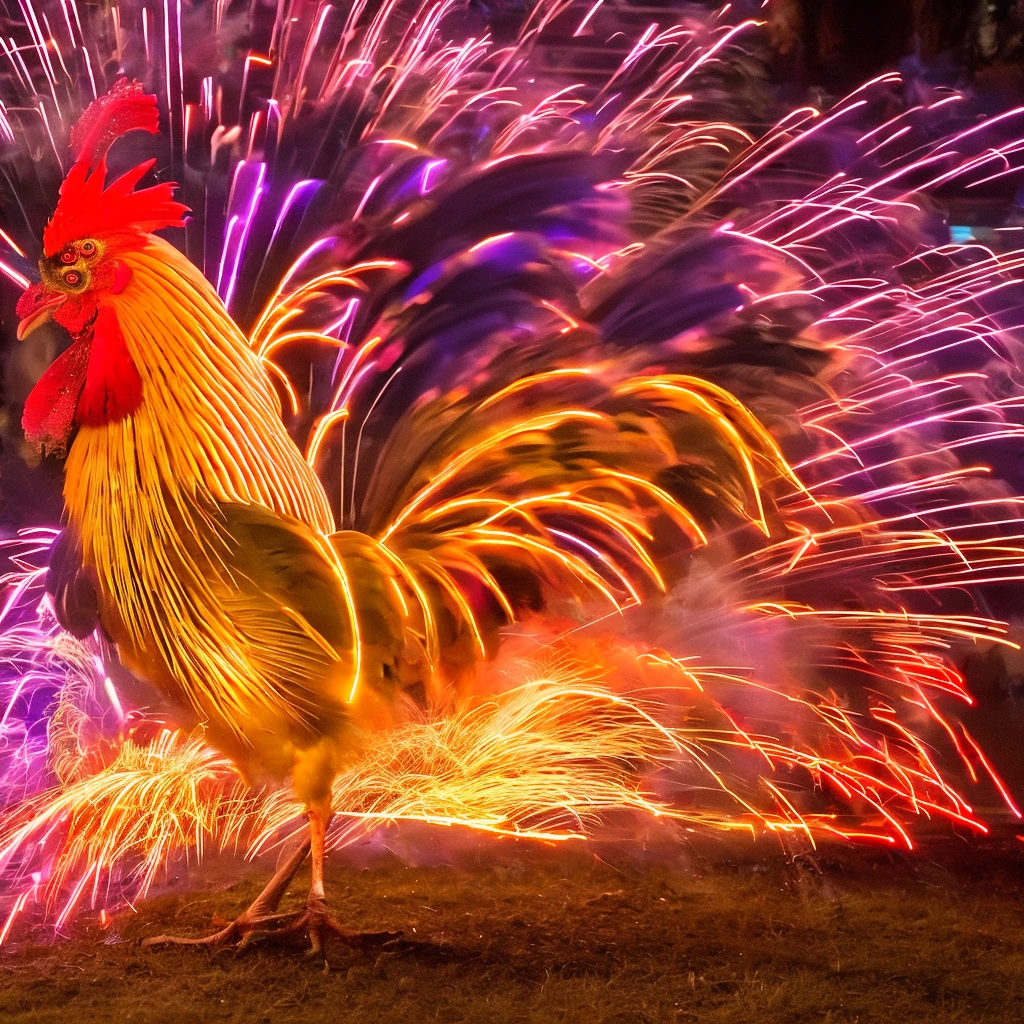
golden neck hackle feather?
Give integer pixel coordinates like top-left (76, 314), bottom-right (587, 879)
top-left (63, 237), bottom-right (356, 739)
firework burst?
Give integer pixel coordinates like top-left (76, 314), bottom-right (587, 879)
top-left (1, 0), bottom-right (1024, 943)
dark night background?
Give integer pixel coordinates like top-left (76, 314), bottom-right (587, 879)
top-left (768, 0), bottom-right (1024, 91)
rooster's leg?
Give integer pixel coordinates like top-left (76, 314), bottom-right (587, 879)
top-left (140, 836), bottom-right (311, 949)
top-left (286, 801), bottom-right (401, 957)
top-left (143, 805), bottom-right (400, 955)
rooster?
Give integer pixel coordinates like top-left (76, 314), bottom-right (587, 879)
top-left (14, 79), bottom-right (795, 951)
top-left (16, 81), bottom-right (387, 951)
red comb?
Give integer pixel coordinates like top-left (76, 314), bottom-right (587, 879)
top-left (70, 78), bottom-right (160, 169)
top-left (42, 79), bottom-right (189, 257)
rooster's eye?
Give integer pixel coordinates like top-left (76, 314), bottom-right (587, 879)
top-left (79, 240), bottom-right (96, 258)
top-left (63, 271), bottom-right (81, 287)
top-left (59, 249), bottom-right (76, 265)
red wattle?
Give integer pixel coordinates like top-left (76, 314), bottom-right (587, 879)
top-left (22, 337), bottom-right (92, 455)
top-left (75, 305), bottom-right (143, 427)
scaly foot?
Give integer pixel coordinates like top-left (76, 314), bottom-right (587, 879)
top-left (286, 894), bottom-right (400, 956)
top-left (142, 895), bottom-right (400, 955)
top-left (141, 838), bottom-right (311, 951)
top-left (141, 908), bottom-right (300, 950)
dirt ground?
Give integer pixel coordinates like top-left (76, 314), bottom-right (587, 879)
top-left (3, 827), bottom-right (1024, 1024)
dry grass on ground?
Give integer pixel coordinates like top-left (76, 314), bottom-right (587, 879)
top-left (3, 829), bottom-right (1024, 1024)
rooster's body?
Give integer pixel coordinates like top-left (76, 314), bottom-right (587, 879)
top-left (66, 238), bottom-right (369, 800)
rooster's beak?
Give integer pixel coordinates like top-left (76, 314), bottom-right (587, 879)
top-left (16, 282), bottom-right (64, 340)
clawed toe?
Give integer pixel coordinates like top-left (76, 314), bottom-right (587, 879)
top-left (140, 910), bottom-right (297, 950)
top-left (141, 902), bottom-right (400, 956)
top-left (287, 897), bottom-right (401, 956)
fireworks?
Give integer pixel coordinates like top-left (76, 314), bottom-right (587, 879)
top-left (1, 0), bottom-right (1024, 944)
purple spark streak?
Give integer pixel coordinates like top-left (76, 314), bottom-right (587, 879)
top-left (217, 161), bottom-right (267, 310)
top-left (270, 179), bottom-right (321, 246)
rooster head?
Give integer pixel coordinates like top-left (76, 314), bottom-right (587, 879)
top-left (18, 79), bottom-right (189, 455)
